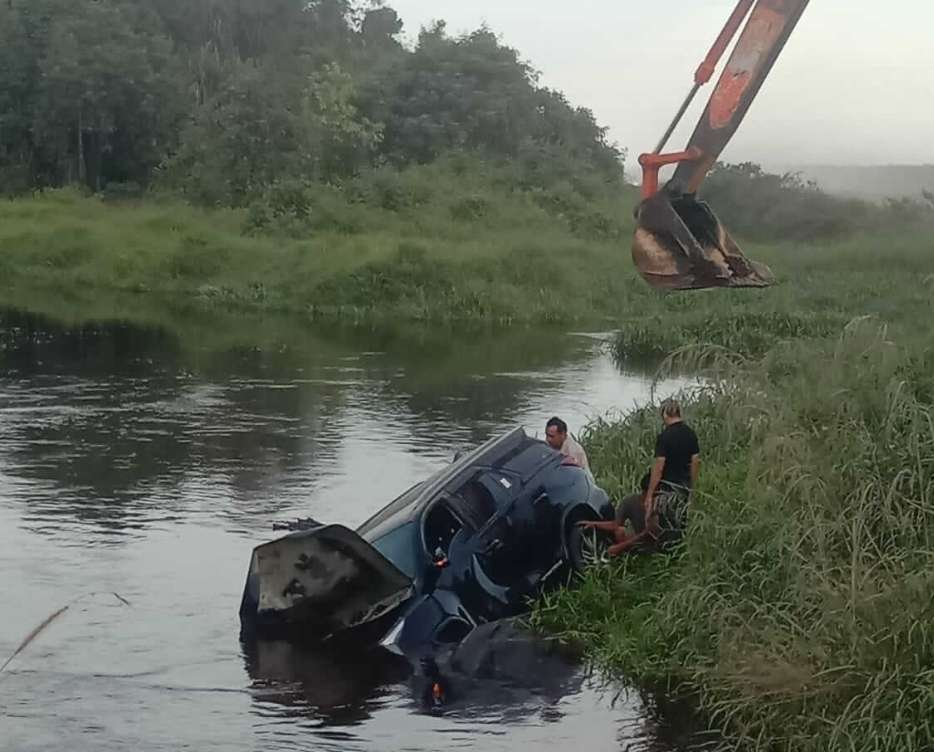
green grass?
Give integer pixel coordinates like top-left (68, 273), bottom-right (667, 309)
top-left (2, 160), bottom-right (931, 347)
top-left (531, 319), bottom-right (934, 752)
top-left (0, 162), bottom-right (637, 326)
top-left (612, 232), bottom-right (934, 360)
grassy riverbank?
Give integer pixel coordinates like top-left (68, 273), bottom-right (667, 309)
top-left (531, 316), bottom-right (934, 750)
top-left (614, 231), bottom-right (934, 359)
top-left (0, 161), bottom-right (637, 326)
top-left (3, 175), bottom-right (933, 344)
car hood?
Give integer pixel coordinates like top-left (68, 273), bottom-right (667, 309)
top-left (243, 524), bottom-right (414, 636)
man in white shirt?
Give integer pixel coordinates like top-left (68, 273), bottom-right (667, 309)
top-left (544, 417), bottom-right (590, 471)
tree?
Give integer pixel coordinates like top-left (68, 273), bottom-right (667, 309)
top-left (0, 0), bottom-right (184, 191)
top-left (165, 60), bottom-right (380, 204)
top-left (359, 24), bottom-right (622, 184)
top-left (361, 5), bottom-right (403, 48)
top-left (164, 62), bottom-right (305, 205)
top-left (0, 0), bottom-right (624, 200)
top-left (361, 26), bottom-right (537, 163)
top-left (303, 62), bottom-right (382, 179)
top-left (0, 1), bottom-right (43, 191)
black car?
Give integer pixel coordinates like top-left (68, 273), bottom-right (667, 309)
top-left (239, 426), bottom-right (612, 658)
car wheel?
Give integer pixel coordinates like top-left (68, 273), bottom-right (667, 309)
top-left (565, 518), bottom-right (610, 573)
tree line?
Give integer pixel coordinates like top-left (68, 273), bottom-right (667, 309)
top-left (0, 0), bottom-right (624, 203)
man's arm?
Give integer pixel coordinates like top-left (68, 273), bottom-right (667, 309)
top-left (690, 454), bottom-right (700, 489)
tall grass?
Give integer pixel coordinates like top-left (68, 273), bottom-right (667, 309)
top-left (531, 319), bottom-right (934, 751)
top-left (2, 158), bottom-right (932, 341)
top-left (613, 231), bottom-right (934, 360)
top-left (0, 160), bottom-right (635, 326)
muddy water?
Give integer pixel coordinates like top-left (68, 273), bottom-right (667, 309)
top-left (0, 310), bottom-right (700, 752)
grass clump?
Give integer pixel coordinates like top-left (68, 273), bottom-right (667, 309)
top-left (531, 319), bottom-right (934, 751)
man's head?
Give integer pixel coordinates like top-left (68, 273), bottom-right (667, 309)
top-left (545, 417), bottom-right (568, 450)
top-left (660, 399), bottom-right (683, 426)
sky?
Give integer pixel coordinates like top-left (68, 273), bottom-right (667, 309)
top-left (386, 0), bottom-right (934, 173)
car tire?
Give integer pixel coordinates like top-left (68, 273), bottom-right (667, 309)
top-left (564, 515), bottom-right (609, 573)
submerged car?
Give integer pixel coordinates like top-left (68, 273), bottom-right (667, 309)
top-left (239, 427), bottom-right (612, 657)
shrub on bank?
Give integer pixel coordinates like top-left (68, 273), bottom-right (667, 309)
top-left (700, 162), bottom-right (934, 242)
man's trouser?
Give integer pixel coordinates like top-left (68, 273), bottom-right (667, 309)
top-left (615, 488), bottom-right (689, 546)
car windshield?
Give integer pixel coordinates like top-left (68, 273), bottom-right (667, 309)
top-left (356, 479), bottom-right (428, 536)
top-left (369, 521), bottom-right (419, 580)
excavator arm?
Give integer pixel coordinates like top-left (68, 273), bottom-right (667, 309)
top-left (632, 0), bottom-right (810, 290)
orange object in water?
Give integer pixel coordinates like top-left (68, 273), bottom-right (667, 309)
top-left (632, 0), bottom-right (809, 290)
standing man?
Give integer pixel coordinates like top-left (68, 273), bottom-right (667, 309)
top-left (643, 399), bottom-right (700, 543)
top-left (579, 399), bottom-right (699, 555)
top-left (544, 417), bottom-right (590, 471)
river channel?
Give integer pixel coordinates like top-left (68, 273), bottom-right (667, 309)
top-left (0, 309), bottom-right (702, 752)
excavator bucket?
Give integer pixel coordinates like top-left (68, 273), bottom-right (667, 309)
top-left (632, 191), bottom-right (774, 290)
top-left (630, 0), bottom-right (809, 290)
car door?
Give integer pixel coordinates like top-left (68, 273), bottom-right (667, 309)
top-left (469, 471), bottom-right (530, 589)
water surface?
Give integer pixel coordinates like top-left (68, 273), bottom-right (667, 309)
top-left (0, 310), bottom-right (700, 751)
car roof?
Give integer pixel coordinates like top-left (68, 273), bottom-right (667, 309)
top-left (356, 426), bottom-right (555, 540)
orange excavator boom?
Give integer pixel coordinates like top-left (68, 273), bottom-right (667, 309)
top-left (632, 0), bottom-right (810, 290)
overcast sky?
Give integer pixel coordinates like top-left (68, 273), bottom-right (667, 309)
top-left (386, 0), bottom-right (934, 172)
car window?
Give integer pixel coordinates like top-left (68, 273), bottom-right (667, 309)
top-left (449, 475), bottom-right (509, 531)
top-left (356, 478), bottom-right (430, 535)
top-left (370, 521), bottom-right (419, 579)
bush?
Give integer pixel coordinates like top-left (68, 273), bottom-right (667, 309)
top-left (346, 166), bottom-right (434, 211)
top-left (243, 180), bottom-right (368, 237)
top-left (449, 195), bottom-right (490, 221)
top-left (100, 181), bottom-right (145, 202)
top-left (700, 162), bottom-right (934, 242)
top-left (529, 180), bottom-right (631, 241)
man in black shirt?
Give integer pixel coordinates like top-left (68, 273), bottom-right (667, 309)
top-left (580, 399), bottom-right (700, 555)
top-left (642, 399), bottom-right (700, 545)
top-left (647, 399), bottom-right (700, 499)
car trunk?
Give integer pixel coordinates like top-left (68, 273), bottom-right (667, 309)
top-left (240, 524), bottom-right (414, 637)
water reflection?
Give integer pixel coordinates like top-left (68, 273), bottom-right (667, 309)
top-left (241, 634), bottom-right (664, 752)
top-left (243, 639), bottom-right (410, 726)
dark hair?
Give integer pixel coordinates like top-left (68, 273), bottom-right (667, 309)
top-left (546, 417), bottom-right (568, 434)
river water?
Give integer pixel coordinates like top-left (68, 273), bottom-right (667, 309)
top-left (0, 309), bottom-right (700, 752)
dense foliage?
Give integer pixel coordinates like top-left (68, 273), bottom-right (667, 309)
top-left (0, 0), bottom-right (623, 200)
top-left (700, 162), bottom-right (934, 241)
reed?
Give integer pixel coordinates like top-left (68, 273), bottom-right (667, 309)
top-left (0, 592), bottom-right (131, 675)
